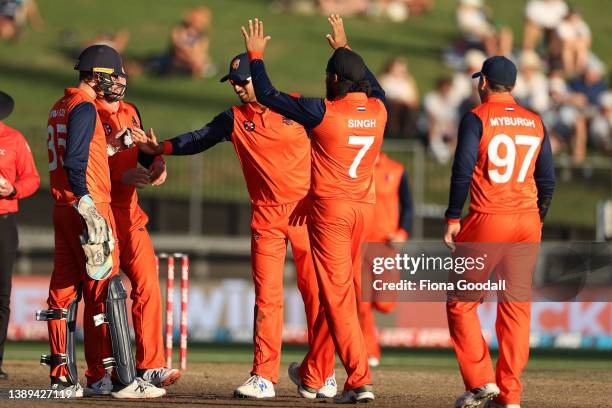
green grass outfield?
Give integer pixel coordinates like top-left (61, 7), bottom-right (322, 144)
top-left (1, 0), bottom-right (610, 228)
top-left (5, 341), bottom-right (612, 371)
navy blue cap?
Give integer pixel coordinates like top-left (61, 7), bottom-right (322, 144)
top-left (0, 90), bottom-right (14, 120)
top-left (74, 44), bottom-right (123, 76)
top-left (220, 53), bottom-right (251, 83)
top-left (472, 56), bottom-right (517, 87)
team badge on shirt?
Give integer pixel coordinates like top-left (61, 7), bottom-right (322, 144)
top-left (281, 117), bottom-right (294, 126)
top-left (103, 123), bottom-right (113, 135)
top-left (243, 120), bottom-right (256, 131)
top-left (132, 116), bottom-right (139, 126)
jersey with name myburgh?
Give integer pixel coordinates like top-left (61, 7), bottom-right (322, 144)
top-left (372, 279), bottom-right (506, 291)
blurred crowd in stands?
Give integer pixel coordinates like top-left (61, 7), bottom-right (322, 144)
top-left (2, 0), bottom-right (610, 164)
top-left (393, 0), bottom-right (610, 164)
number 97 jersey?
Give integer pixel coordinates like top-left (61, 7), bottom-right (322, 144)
top-left (470, 93), bottom-right (545, 214)
top-left (310, 93), bottom-right (386, 203)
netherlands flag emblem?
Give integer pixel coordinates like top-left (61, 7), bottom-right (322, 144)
top-left (357, 106), bottom-right (366, 111)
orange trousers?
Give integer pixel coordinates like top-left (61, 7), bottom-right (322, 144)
top-left (250, 198), bottom-right (318, 383)
top-left (112, 205), bottom-right (164, 370)
top-left (446, 211), bottom-right (541, 405)
top-left (299, 199), bottom-right (373, 391)
top-left (47, 203), bottom-right (119, 384)
top-left (359, 243), bottom-right (398, 360)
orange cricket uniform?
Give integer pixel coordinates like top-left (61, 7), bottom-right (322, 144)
top-left (249, 54), bottom-right (387, 391)
top-left (161, 101), bottom-right (317, 384)
top-left (46, 87), bottom-right (119, 383)
top-left (445, 93), bottom-right (555, 405)
top-left (360, 153), bottom-right (412, 361)
top-left (95, 99), bottom-right (165, 371)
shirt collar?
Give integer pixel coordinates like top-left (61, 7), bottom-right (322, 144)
top-left (483, 93), bottom-right (516, 104)
top-left (245, 102), bottom-right (270, 127)
top-left (333, 92), bottom-right (368, 102)
top-left (65, 87), bottom-right (95, 102)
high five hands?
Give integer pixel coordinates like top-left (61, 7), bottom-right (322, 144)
top-left (241, 18), bottom-right (271, 55)
top-left (326, 14), bottom-right (349, 50)
top-left (241, 14), bottom-right (349, 55)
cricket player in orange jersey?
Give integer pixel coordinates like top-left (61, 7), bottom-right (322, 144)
top-left (94, 74), bottom-right (181, 389)
top-left (42, 45), bottom-right (164, 399)
top-left (134, 53), bottom-right (325, 399)
top-left (443, 56), bottom-right (555, 408)
top-left (359, 152), bottom-right (413, 367)
top-left (243, 15), bottom-right (386, 403)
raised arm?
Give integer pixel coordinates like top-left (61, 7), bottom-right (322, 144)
top-left (243, 18), bottom-right (326, 129)
top-left (326, 14), bottom-right (386, 104)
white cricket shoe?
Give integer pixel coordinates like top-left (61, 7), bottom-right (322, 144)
top-left (138, 367), bottom-right (182, 387)
top-left (287, 362), bottom-right (337, 398)
top-left (85, 372), bottom-right (113, 395)
top-left (333, 385), bottom-right (375, 404)
top-left (111, 378), bottom-right (166, 399)
top-left (233, 375), bottom-right (275, 399)
top-left (51, 376), bottom-right (84, 398)
top-left (368, 356), bottom-right (380, 367)
top-left (455, 383), bottom-right (501, 408)
top-left (318, 371), bottom-right (338, 398)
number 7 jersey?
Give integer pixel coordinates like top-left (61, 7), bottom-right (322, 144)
top-left (469, 93), bottom-right (545, 214)
top-left (310, 93), bottom-right (386, 203)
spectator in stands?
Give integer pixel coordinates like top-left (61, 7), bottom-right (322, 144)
top-left (590, 92), bottom-right (612, 154)
top-left (168, 6), bottom-right (213, 78)
top-left (522, 0), bottom-right (568, 50)
top-left (568, 57), bottom-right (607, 109)
top-left (0, 89), bottom-right (40, 380)
top-left (514, 50), bottom-right (550, 114)
top-left (556, 9), bottom-right (591, 76)
top-left (0, 0), bottom-right (43, 41)
top-left (450, 49), bottom-right (486, 110)
top-left (542, 68), bottom-right (588, 163)
top-left (424, 77), bottom-right (458, 163)
top-left (86, 29), bottom-right (130, 54)
top-left (456, 0), bottom-right (512, 56)
top-left (379, 57), bottom-right (420, 138)
top-left (318, 0), bottom-right (369, 16)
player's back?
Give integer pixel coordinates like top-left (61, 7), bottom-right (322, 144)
top-left (310, 93), bottom-right (386, 203)
top-left (470, 93), bottom-right (545, 214)
top-left (371, 153), bottom-right (404, 238)
top-left (47, 88), bottom-right (111, 206)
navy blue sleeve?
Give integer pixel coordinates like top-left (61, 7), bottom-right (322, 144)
top-left (64, 102), bottom-right (96, 197)
top-left (250, 59), bottom-right (326, 130)
top-left (364, 65), bottom-right (386, 104)
top-left (169, 109), bottom-right (234, 155)
top-left (534, 125), bottom-right (556, 220)
top-left (444, 112), bottom-right (483, 220)
top-left (398, 170), bottom-right (414, 233)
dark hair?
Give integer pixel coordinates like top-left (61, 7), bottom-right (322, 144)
top-left (335, 78), bottom-right (372, 98)
top-left (488, 79), bottom-right (514, 93)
